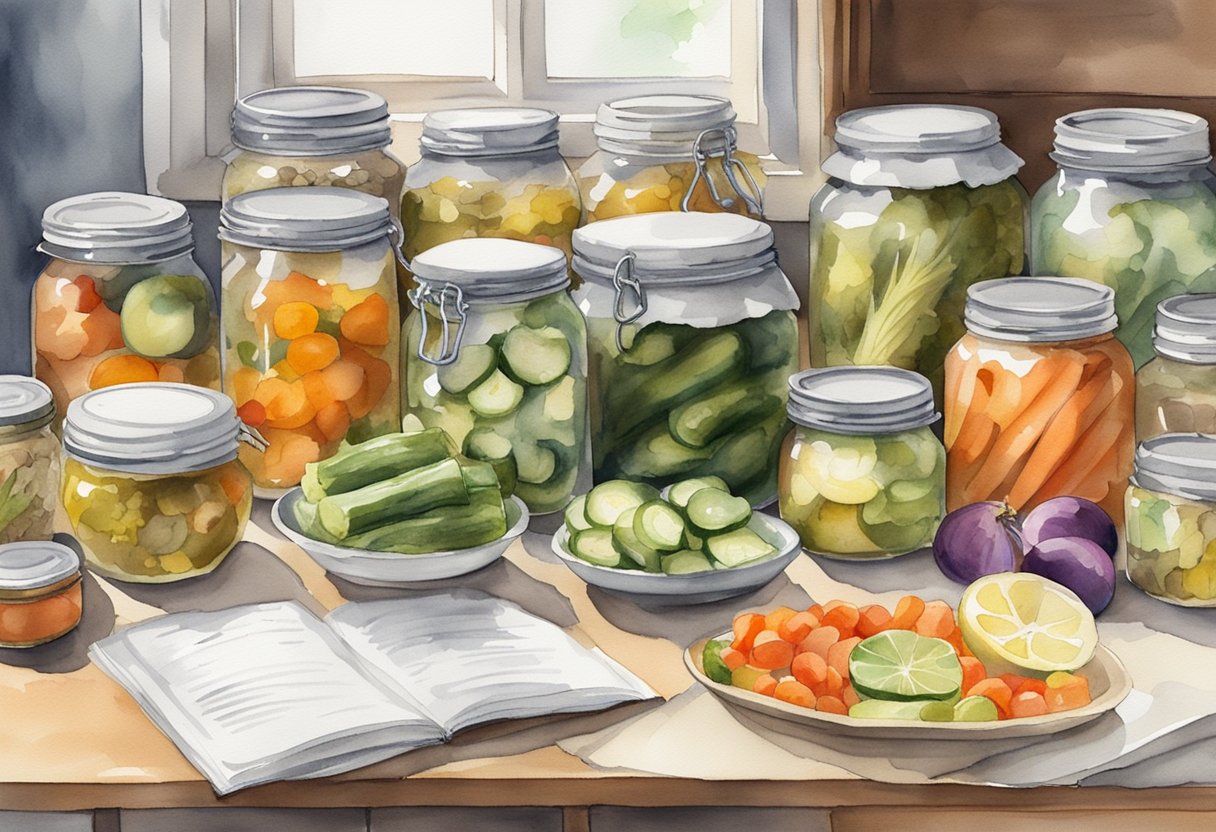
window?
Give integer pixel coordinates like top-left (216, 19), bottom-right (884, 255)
top-left (141, 0), bottom-right (820, 220)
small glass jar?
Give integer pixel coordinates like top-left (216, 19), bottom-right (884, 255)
top-left (219, 187), bottom-right (401, 494)
top-left (224, 86), bottom-right (405, 212)
top-left (572, 212), bottom-right (800, 505)
top-left (945, 278), bottom-right (1135, 522)
top-left (780, 367), bottom-right (944, 559)
top-left (1125, 433), bottom-right (1216, 606)
top-left (0, 541), bottom-right (82, 648)
top-left (1032, 108), bottom-right (1216, 369)
top-left (32, 193), bottom-right (221, 429)
top-left (61, 384), bottom-right (254, 583)
top-left (1137, 294), bottom-right (1216, 440)
top-left (403, 238), bottom-right (590, 515)
top-left (0, 377), bottom-right (60, 544)
top-left (810, 105), bottom-right (1027, 405)
top-left (577, 95), bottom-right (766, 222)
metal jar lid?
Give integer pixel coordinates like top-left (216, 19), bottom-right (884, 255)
top-left (593, 94), bottom-right (736, 157)
top-left (1051, 108), bottom-right (1211, 173)
top-left (0, 377), bottom-right (55, 434)
top-left (421, 108), bottom-right (560, 157)
top-left (39, 192), bottom-right (195, 264)
top-left (1132, 433), bottom-right (1216, 503)
top-left (219, 186), bottom-right (393, 251)
top-left (0, 541), bottom-right (80, 592)
top-left (964, 278), bottom-right (1119, 343)
top-left (1153, 294), bottom-right (1216, 364)
top-left (787, 367), bottom-right (939, 435)
top-left (63, 383), bottom-right (244, 475)
top-left (231, 86), bottom-right (392, 156)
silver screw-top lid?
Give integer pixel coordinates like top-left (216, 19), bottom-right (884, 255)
top-left (964, 278), bottom-right (1119, 343)
top-left (410, 238), bottom-right (569, 302)
top-left (1051, 108), bottom-right (1211, 172)
top-left (1152, 293), bottom-right (1216, 364)
top-left (219, 186), bottom-right (393, 251)
top-left (39, 192), bottom-right (195, 264)
top-left (834, 105), bottom-right (1004, 154)
top-left (0, 541), bottom-right (80, 592)
top-left (421, 108), bottom-right (560, 157)
top-left (231, 86), bottom-right (392, 156)
top-left (0, 377), bottom-right (55, 432)
top-left (593, 94), bottom-right (736, 157)
top-left (1133, 433), bottom-right (1216, 503)
top-left (787, 367), bottom-right (939, 435)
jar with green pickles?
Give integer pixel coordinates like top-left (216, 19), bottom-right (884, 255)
top-left (572, 212), bottom-right (799, 505)
top-left (1125, 433), bottom-right (1216, 605)
top-left (779, 367), bottom-right (944, 559)
top-left (809, 105), bottom-right (1027, 404)
top-left (402, 238), bottom-right (589, 515)
top-left (60, 384), bottom-right (255, 583)
top-left (1137, 294), bottom-right (1216, 440)
top-left (1032, 108), bottom-right (1216, 369)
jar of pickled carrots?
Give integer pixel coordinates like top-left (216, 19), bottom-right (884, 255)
top-left (779, 367), bottom-right (944, 559)
top-left (945, 277), bottom-right (1135, 522)
top-left (33, 192), bottom-right (220, 429)
top-left (403, 238), bottom-right (589, 515)
top-left (576, 95), bottom-right (766, 222)
top-left (0, 541), bottom-right (82, 647)
top-left (1137, 294), bottom-right (1216, 440)
top-left (61, 384), bottom-right (254, 583)
top-left (0, 377), bottom-right (60, 545)
top-left (219, 187), bottom-right (400, 494)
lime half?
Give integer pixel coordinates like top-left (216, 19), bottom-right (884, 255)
top-left (848, 630), bottom-right (963, 702)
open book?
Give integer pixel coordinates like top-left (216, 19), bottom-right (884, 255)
top-left (88, 590), bottom-right (656, 795)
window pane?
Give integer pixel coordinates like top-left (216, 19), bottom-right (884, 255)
top-left (292, 0), bottom-right (495, 78)
top-left (544, 0), bottom-right (732, 78)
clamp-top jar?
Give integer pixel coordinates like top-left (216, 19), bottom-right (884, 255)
top-left (0, 377), bottom-right (60, 544)
top-left (1137, 294), bottom-right (1216, 440)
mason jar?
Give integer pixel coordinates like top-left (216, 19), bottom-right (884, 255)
top-left (32, 192), bottom-right (220, 428)
top-left (572, 212), bottom-right (799, 505)
top-left (0, 541), bottom-right (82, 648)
top-left (219, 187), bottom-right (400, 494)
top-left (1137, 294), bottom-right (1216, 440)
top-left (1032, 108), bottom-right (1216, 369)
top-left (809, 105), bottom-right (1027, 405)
top-left (780, 367), bottom-right (944, 560)
top-left (402, 238), bottom-right (589, 515)
top-left (0, 377), bottom-right (60, 544)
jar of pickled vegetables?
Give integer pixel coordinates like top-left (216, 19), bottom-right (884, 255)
top-left (1126, 433), bottom-right (1216, 605)
top-left (33, 192), bottom-right (220, 428)
top-left (809, 105), bottom-right (1027, 404)
top-left (0, 377), bottom-right (60, 545)
top-left (577, 95), bottom-right (766, 222)
top-left (571, 212), bottom-right (799, 505)
top-left (403, 238), bottom-right (589, 515)
top-left (945, 277), bottom-right (1135, 523)
top-left (224, 86), bottom-right (405, 211)
top-left (1137, 294), bottom-right (1216, 440)
top-left (779, 367), bottom-right (944, 559)
top-left (0, 541), bottom-right (82, 648)
top-left (219, 187), bottom-right (400, 494)
top-left (1032, 108), bottom-right (1216, 369)
top-left (61, 383), bottom-right (254, 583)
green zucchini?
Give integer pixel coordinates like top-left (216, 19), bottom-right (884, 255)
top-left (633, 500), bottom-right (686, 552)
top-left (614, 423), bottom-right (723, 481)
top-left (459, 458), bottom-right (501, 492)
top-left (570, 528), bottom-right (623, 568)
top-left (705, 424), bottom-right (776, 493)
top-left (667, 476), bottom-right (730, 509)
top-left (462, 428), bottom-right (517, 497)
top-left (668, 382), bottom-right (781, 449)
top-left (467, 370), bottom-right (524, 417)
top-left (300, 429), bottom-right (458, 503)
top-left (705, 528), bottom-right (776, 568)
top-left (317, 457), bottom-right (470, 539)
top-left (564, 494), bottom-right (593, 533)
top-left (585, 480), bottom-right (660, 527)
top-left (343, 487), bottom-right (507, 553)
top-left (437, 343), bottom-right (498, 396)
top-left (292, 497), bottom-right (339, 544)
top-left (661, 549), bottom-right (714, 575)
top-left (685, 487), bottom-right (752, 536)
top-left (613, 508), bottom-right (661, 572)
top-left (501, 325), bottom-right (572, 386)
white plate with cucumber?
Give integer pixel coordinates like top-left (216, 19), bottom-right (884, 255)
top-left (552, 477), bottom-right (802, 605)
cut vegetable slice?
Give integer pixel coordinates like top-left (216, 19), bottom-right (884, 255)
top-left (467, 370), bottom-right (524, 417)
top-left (668, 476), bottom-right (730, 509)
top-left (848, 630), bottom-right (963, 702)
top-left (563, 494), bottom-right (593, 533)
top-left (685, 487), bottom-right (752, 536)
top-left (585, 480), bottom-right (661, 527)
top-left (847, 699), bottom-right (927, 720)
top-left (437, 343), bottom-right (498, 395)
top-left (668, 382), bottom-right (781, 449)
top-left (705, 528), bottom-right (776, 568)
top-left (461, 428), bottom-right (516, 497)
top-left (570, 528), bottom-right (623, 568)
top-left (613, 507), bottom-right (661, 572)
top-left (661, 549), bottom-right (714, 574)
top-left (512, 440), bottom-right (557, 485)
top-left (633, 500), bottom-right (686, 552)
top-left (501, 325), bottom-right (572, 386)
top-left (702, 639), bottom-right (734, 684)
top-left (121, 275), bottom-right (211, 359)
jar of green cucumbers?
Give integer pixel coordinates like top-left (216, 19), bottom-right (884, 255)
top-left (571, 212), bottom-right (800, 505)
top-left (402, 238), bottom-right (590, 515)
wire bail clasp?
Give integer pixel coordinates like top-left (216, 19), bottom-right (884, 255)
top-left (238, 424), bottom-right (269, 454)
top-left (410, 281), bottom-right (470, 366)
top-left (611, 252), bottom-right (646, 353)
top-left (681, 126), bottom-right (765, 217)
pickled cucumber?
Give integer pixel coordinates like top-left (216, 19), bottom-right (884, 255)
top-left (437, 344), bottom-right (498, 395)
top-left (317, 457), bottom-right (470, 539)
top-left (341, 486), bottom-right (507, 554)
top-left (502, 325), bottom-right (572, 386)
top-left (121, 275), bottom-right (213, 359)
top-left (301, 428), bottom-right (458, 502)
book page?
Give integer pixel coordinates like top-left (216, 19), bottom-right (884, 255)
top-left (326, 590), bottom-right (657, 735)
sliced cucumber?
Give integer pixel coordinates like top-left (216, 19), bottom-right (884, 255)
top-left (686, 487), bottom-right (752, 536)
top-left (633, 500), bottom-right (686, 552)
top-left (462, 428), bottom-right (517, 496)
top-left (614, 424), bottom-right (722, 481)
top-left (669, 382), bottom-right (781, 449)
top-left (705, 528), bottom-right (776, 568)
top-left (701, 639), bottom-right (734, 684)
top-left (501, 325), bottom-right (572, 386)
top-left (437, 343), bottom-right (498, 396)
top-left (585, 480), bottom-right (660, 527)
top-left (661, 549), bottom-right (714, 575)
top-left (685, 530), bottom-right (705, 551)
top-left (570, 528), bottom-right (623, 568)
top-left (667, 476), bottom-right (730, 509)
top-left (467, 369), bottom-right (524, 417)
top-left (613, 507), bottom-right (661, 572)
top-left (564, 494), bottom-right (593, 533)
top-left (513, 439), bottom-right (557, 485)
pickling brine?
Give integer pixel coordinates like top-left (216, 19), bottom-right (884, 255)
top-left (0, 377), bottom-right (60, 544)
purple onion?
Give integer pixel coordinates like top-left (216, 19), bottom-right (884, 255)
top-left (1021, 537), bottom-right (1116, 614)
top-left (933, 501), bottom-right (1022, 585)
top-left (1022, 496), bottom-right (1118, 558)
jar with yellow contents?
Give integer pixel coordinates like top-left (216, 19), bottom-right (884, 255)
top-left (577, 95), bottom-right (766, 222)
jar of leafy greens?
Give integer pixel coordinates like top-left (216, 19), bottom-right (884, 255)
top-left (1137, 294), bottom-right (1216, 440)
top-left (0, 377), bottom-right (59, 545)
top-left (402, 238), bottom-right (589, 515)
top-left (809, 105), bottom-right (1027, 404)
top-left (1032, 108), bottom-right (1216, 369)
top-left (572, 212), bottom-right (799, 505)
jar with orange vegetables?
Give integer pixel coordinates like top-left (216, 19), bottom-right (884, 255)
top-left (219, 187), bottom-right (400, 495)
top-left (944, 277), bottom-right (1135, 522)
top-left (32, 192), bottom-right (220, 430)
top-left (0, 541), bottom-right (82, 647)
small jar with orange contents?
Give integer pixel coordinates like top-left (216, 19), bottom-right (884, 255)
top-left (0, 541), bottom-right (82, 648)
top-left (219, 187), bottom-right (400, 494)
top-left (32, 192), bottom-right (221, 430)
top-left (944, 277), bottom-right (1135, 522)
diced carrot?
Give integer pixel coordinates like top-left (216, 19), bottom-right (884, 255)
top-left (1010, 691), bottom-right (1050, 719)
top-left (1015, 678), bottom-right (1048, 698)
top-left (815, 666), bottom-right (844, 700)
top-left (1044, 672), bottom-right (1091, 713)
top-left (273, 301), bottom-right (320, 340)
top-left (257, 429), bottom-right (322, 487)
top-left (764, 606), bottom-right (798, 633)
top-left (856, 604), bottom-right (892, 637)
top-left (732, 613), bottom-right (766, 653)
top-left (314, 401), bottom-right (351, 442)
top-left (287, 332), bottom-right (340, 374)
top-left (301, 370), bottom-right (337, 411)
top-left (339, 293), bottom-right (390, 347)
top-left (914, 600), bottom-right (956, 640)
top-left (791, 651), bottom-right (828, 688)
top-left (750, 630), bottom-right (795, 671)
top-left (341, 342), bottom-right (392, 419)
top-left (719, 647), bottom-right (747, 671)
top-left (945, 626), bottom-right (972, 657)
top-left (773, 680), bottom-right (816, 709)
top-left (998, 673), bottom-right (1031, 692)
top-left (806, 603), bottom-right (825, 619)
top-left (73, 275), bottom-right (103, 313)
top-left (820, 603), bottom-right (860, 637)
top-left (231, 367), bottom-right (262, 406)
top-left (753, 674), bottom-right (778, 697)
top-left (959, 656), bottom-right (987, 697)
top-left (321, 360), bottom-right (365, 402)
top-left (888, 595), bottom-right (926, 631)
top-left (842, 684), bottom-right (861, 708)
top-left (966, 678), bottom-right (1013, 719)
top-left (157, 363), bottom-right (185, 384)
top-left (264, 380), bottom-right (314, 428)
top-left (79, 304), bottom-right (123, 357)
top-left (796, 626), bottom-right (840, 660)
top-left (260, 271), bottom-right (333, 321)
top-left (815, 695), bottom-right (848, 715)
top-left (778, 611), bottom-right (818, 644)
top-left (89, 354), bottom-right (159, 389)
top-left (236, 399), bottom-right (267, 427)
top-left (217, 469), bottom-right (249, 506)
top-left (827, 636), bottom-right (861, 682)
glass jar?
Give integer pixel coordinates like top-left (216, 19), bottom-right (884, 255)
top-left (60, 384), bottom-right (254, 583)
top-left (576, 95), bottom-right (766, 222)
top-left (224, 86), bottom-right (405, 212)
top-left (809, 105), bottom-right (1027, 405)
top-left (1032, 108), bottom-right (1216, 369)
top-left (32, 193), bottom-right (221, 429)
top-left (0, 377), bottom-right (60, 544)
top-left (0, 541), bottom-right (82, 647)
top-left (1137, 294), bottom-right (1216, 440)
top-left (572, 212), bottom-right (799, 505)
top-left (401, 108), bottom-right (582, 294)
top-left (944, 277), bottom-right (1135, 522)
top-left (1125, 433), bottom-right (1216, 606)
top-left (779, 367), bottom-right (944, 559)
top-left (220, 187), bottom-right (401, 495)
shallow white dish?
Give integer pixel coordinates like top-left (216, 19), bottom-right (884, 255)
top-left (551, 512), bottom-right (802, 605)
top-left (273, 489), bottom-right (529, 586)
